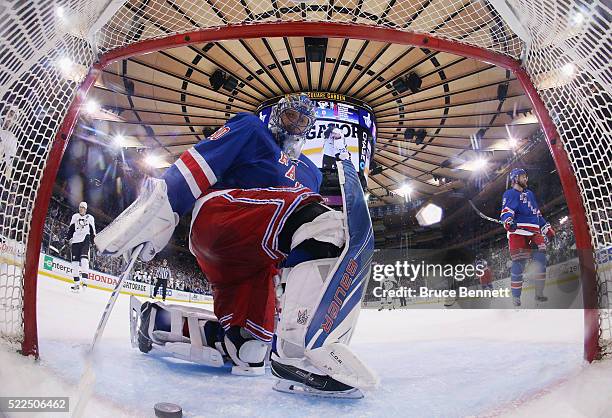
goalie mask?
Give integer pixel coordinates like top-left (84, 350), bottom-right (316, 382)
top-left (270, 93), bottom-right (316, 160)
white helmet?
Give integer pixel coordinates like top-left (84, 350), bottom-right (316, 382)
top-left (79, 201), bottom-right (88, 210)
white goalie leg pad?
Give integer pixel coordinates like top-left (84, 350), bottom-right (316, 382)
top-left (275, 259), bottom-right (378, 390)
top-left (275, 259), bottom-right (337, 361)
top-left (95, 178), bottom-right (179, 262)
top-left (274, 160), bottom-right (378, 391)
top-left (275, 208), bottom-right (346, 361)
top-left (129, 297), bottom-right (225, 367)
top-left (306, 342), bottom-right (378, 390)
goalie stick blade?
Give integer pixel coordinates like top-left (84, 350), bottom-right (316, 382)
top-left (273, 380), bottom-right (364, 399)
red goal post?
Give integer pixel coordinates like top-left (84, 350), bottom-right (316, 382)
top-left (0, 1), bottom-right (609, 362)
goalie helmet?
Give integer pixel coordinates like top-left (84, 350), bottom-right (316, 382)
top-left (269, 93), bottom-right (316, 160)
top-left (509, 168), bottom-right (527, 184)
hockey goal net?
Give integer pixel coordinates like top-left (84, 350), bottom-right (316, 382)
top-left (0, 0), bottom-right (610, 360)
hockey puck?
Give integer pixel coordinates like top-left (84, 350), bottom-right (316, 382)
top-left (154, 402), bottom-right (182, 418)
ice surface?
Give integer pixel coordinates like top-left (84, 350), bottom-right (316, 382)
top-left (1, 276), bottom-right (611, 417)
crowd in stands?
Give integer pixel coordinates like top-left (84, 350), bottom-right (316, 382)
top-left (42, 195), bottom-right (211, 295)
top-left (133, 256), bottom-right (211, 295)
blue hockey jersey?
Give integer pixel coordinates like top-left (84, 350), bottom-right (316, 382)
top-left (163, 113), bottom-right (322, 216)
top-left (500, 188), bottom-right (548, 235)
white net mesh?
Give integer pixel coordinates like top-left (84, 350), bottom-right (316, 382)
top-left (96, 0), bottom-right (523, 57)
top-left (0, 0), bottom-right (610, 357)
top-left (509, 0), bottom-right (612, 357)
top-left (0, 1), bottom-right (98, 347)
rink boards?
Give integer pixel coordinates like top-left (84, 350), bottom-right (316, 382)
top-left (38, 253), bottom-right (213, 305)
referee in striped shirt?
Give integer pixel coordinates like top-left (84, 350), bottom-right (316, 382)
top-left (152, 259), bottom-right (172, 302)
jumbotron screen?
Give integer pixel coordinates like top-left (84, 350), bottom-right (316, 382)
top-left (257, 92), bottom-right (376, 180)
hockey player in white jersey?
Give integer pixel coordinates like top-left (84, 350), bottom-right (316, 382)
top-left (322, 127), bottom-right (349, 170)
top-left (0, 105), bottom-right (19, 180)
top-left (378, 275), bottom-right (397, 311)
top-left (66, 201), bottom-right (96, 291)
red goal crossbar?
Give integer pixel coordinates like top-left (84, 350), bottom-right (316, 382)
top-left (21, 22), bottom-right (600, 361)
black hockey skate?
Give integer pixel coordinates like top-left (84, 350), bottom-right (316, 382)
top-left (270, 360), bottom-right (363, 399)
top-left (535, 295), bottom-right (548, 302)
top-left (137, 302), bottom-right (154, 353)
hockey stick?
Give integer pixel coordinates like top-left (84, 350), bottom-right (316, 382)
top-left (468, 200), bottom-right (503, 225)
top-left (72, 244), bottom-right (143, 418)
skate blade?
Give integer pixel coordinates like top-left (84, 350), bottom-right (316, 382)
top-left (273, 380), bottom-right (364, 399)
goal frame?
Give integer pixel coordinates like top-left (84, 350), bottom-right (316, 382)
top-left (21, 22), bottom-right (600, 361)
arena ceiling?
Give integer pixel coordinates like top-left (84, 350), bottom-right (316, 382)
top-left (85, 36), bottom-right (540, 204)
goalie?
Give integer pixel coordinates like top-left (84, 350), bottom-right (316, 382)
top-left (96, 94), bottom-right (378, 398)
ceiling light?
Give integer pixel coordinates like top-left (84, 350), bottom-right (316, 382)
top-left (84, 99), bottom-right (99, 115)
top-left (473, 158), bottom-right (488, 171)
top-left (561, 63), bottom-right (576, 77)
top-left (395, 184), bottom-right (413, 200)
top-left (416, 203), bottom-right (443, 226)
top-left (58, 56), bottom-right (73, 68)
top-left (570, 12), bottom-right (584, 27)
top-left (145, 154), bottom-right (163, 167)
top-left (113, 134), bottom-right (125, 147)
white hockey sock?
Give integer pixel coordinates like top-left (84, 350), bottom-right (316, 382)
top-left (71, 260), bottom-right (80, 282)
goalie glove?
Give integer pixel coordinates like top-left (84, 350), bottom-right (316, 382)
top-left (95, 178), bottom-right (179, 262)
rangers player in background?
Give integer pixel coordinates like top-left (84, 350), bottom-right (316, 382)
top-left (500, 168), bottom-right (555, 306)
top-left (67, 201), bottom-right (96, 292)
top-left (476, 258), bottom-right (494, 291)
top-left (96, 94), bottom-right (377, 398)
